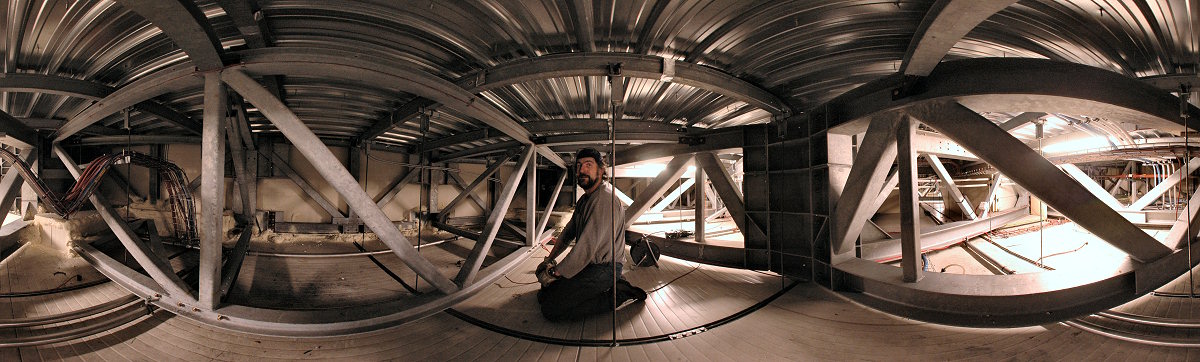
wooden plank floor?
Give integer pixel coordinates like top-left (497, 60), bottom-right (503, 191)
top-left (2, 235), bottom-right (1199, 360)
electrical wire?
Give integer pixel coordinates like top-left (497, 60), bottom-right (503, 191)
top-left (0, 149), bottom-right (198, 242)
top-left (647, 263), bottom-right (701, 293)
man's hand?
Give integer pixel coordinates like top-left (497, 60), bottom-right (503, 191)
top-left (536, 259), bottom-right (558, 286)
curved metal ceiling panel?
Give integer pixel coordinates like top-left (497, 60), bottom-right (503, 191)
top-left (0, 0), bottom-right (1195, 151)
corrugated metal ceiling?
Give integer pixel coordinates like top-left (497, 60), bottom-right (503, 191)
top-left (0, 0), bottom-right (1197, 151)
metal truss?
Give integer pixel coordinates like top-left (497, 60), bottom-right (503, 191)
top-left (832, 95), bottom-right (1199, 326)
top-left (55, 68), bottom-right (559, 337)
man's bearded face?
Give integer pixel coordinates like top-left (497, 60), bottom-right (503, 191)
top-left (576, 158), bottom-right (601, 190)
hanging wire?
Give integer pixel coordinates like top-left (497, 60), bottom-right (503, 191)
top-left (1037, 120), bottom-right (1046, 267)
top-left (1184, 85), bottom-right (1195, 298)
top-left (1187, 0), bottom-right (1197, 297)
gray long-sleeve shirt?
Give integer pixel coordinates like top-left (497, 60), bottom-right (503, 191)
top-left (556, 182), bottom-right (627, 278)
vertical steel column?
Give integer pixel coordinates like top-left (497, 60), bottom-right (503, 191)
top-left (694, 165), bottom-right (705, 243)
top-left (897, 117), bottom-right (922, 282)
top-left (527, 155), bottom-right (538, 246)
top-left (199, 72), bottom-right (227, 309)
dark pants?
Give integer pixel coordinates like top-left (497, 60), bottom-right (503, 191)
top-left (537, 263), bottom-right (646, 322)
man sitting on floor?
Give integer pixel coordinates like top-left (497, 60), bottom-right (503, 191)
top-left (537, 148), bottom-right (646, 322)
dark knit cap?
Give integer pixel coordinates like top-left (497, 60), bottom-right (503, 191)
top-left (575, 147), bottom-right (604, 166)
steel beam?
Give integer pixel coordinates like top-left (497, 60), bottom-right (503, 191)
top-left (613, 127), bottom-right (744, 166)
top-left (0, 73), bottom-right (194, 136)
top-left (919, 200), bottom-right (948, 225)
top-left (75, 135), bottom-right (200, 146)
top-left (54, 145), bottom-right (194, 300)
top-left (0, 110), bottom-right (38, 149)
top-left (375, 167), bottom-right (420, 208)
top-left (74, 230), bottom-right (537, 336)
top-left (1128, 157), bottom-right (1200, 210)
top-left (896, 116), bottom-right (922, 282)
top-left (214, 0), bottom-right (270, 48)
top-left (359, 98), bottom-right (436, 147)
top-left (232, 96), bottom-right (259, 229)
top-left (418, 128), bottom-right (491, 154)
top-left (824, 58), bottom-right (1200, 136)
top-left (144, 221), bottom-right (166, 257)
top-left (54, 63), bottom-right (201, 141)
top-left (219, 228), bottom-right (254, 301)
top-left (861, 206), bottom-right (1029, 262)
top-left (832, 115), bottom-right (900, 255)
top-left (1140, 73), bottom-right (1200, 92)
top-left (566, 0), bottom-right (596, 52)
top-left (908, 101), bottom-right (1170, 262)
top-left (976, 173), bottom-right (1004, 218)
top-left (265, 150), bottom-right (344, 219)
top-left (231, 48), bottom-right (566, 168)
top-left (455, 146), bottom-right (534, 286)
top-left (924, 154), bottom-right (977, 220)
top-left (116, 0), bottom-right (224, 70)
top-left (525, 119), bottom-right (683, 134)
top-left (538, 170), bottom-right (569, 237)
top-left (136, 101), bottom-right (204, 135)
top-left (648, 177), bottom-right (696, 214)
top-left (694, 164), bottom-right (706, 243)
top-left (912, 131), bottom-right (977, 160)
top-left (696, 152), bottom-right (761, 238)
top-left (455, 52), bottom-right (788, 116)
top-left (900, 0), bottom-right (1018, 76)
top-left (527, 154), bottom-right (538, 246)
top-left (999, 112), bottom-right (1045, 132)
top-left (20, 118), bottom-right (122, 136)
top-left (612, 185), bottom-right (633, 206)
top-left (222, 69), bottom-right (459, 294)
top-left (440, 148), bottom-right (517, 224)
top-left (199, 72), bottom-right (227, 309)
top-left (1167, 184), bottom-right (1200, 249)
top-left (445, 169), bottom-right (488, 211)
top-left (1060, 164), bottom-right (1124, 211)
top-left (226, 113), bottom-right (255, 222)
top-left (0, 150), bottom-right (35, 216)
top-left (0, 73), bottom-right (114, 99)
top-left (436, 131), bottom-right (680, 162)
top-left (871, 168), bottom-right (900, 216)
top-left (625, 155), bottom-right (693, 224)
